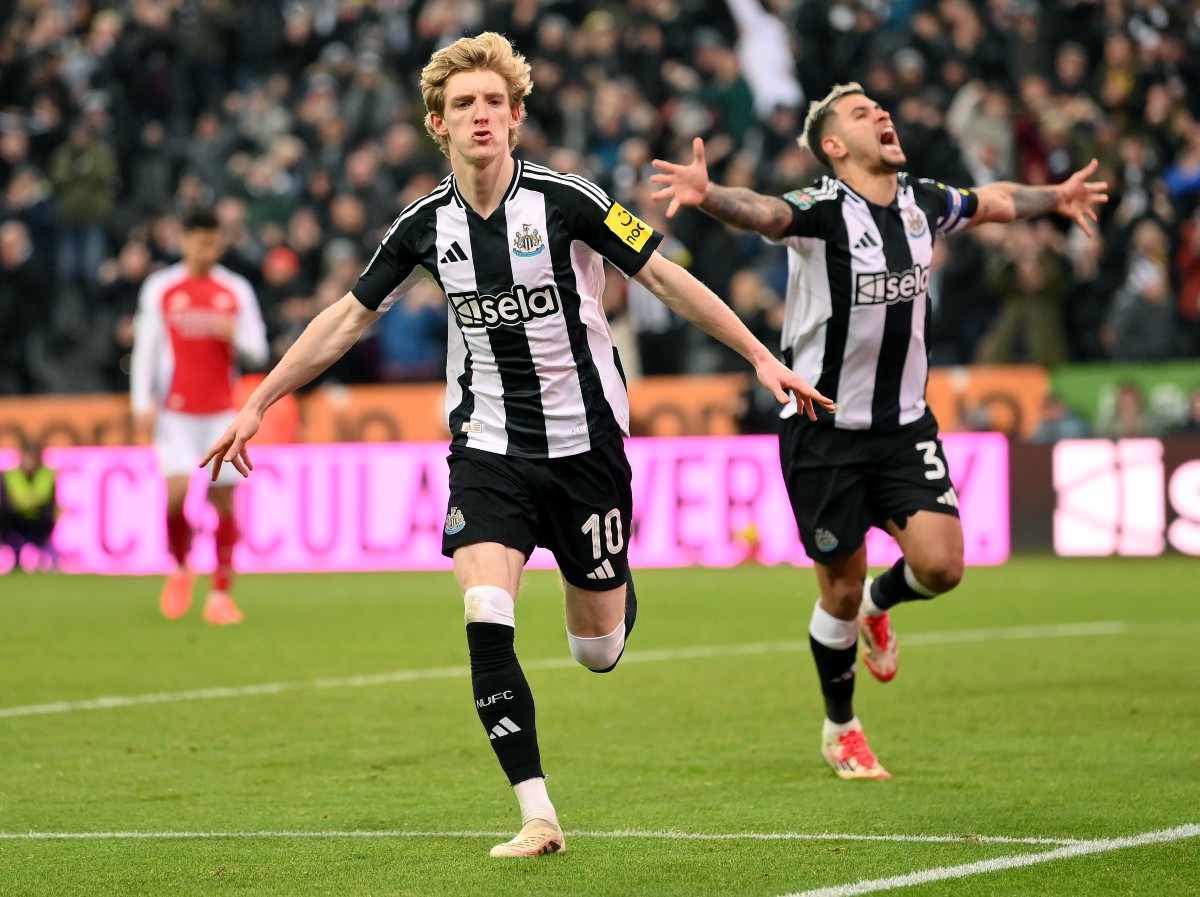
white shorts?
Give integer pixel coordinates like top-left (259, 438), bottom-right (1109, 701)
top-left (155, 409), bottom-right (241, 486)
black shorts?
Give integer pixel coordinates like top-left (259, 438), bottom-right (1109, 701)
top-left (778, 412), bottom-right (959, 563)
top-left (442, 437), bottom-right (633, 591)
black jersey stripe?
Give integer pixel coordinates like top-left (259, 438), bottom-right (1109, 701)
top-left (504, 159), bottom-right (524, 204)
top-left (816, 210), bottom-right (853, 403)
top-left (871, 203), bottom-right (916, 429)
top-left (522, 162), bottom-right (611, 206)
top-left (448, 332), bottom-right (477, 445)
top-left (521, 164), bottom-right (610, 210)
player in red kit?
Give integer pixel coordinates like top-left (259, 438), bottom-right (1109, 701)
top-left (131, 208), bottom-right (268, 623)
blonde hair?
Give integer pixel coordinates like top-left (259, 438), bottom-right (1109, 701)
top-left (799, 82), bottom-right (864, 169)
top-left (420, 32), bottom-right (533, 158)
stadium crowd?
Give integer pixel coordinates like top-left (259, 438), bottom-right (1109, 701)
top-left (1, 0), bottom-right (1200, 421)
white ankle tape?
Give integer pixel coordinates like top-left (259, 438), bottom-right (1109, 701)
top-left (809, 601), bottom-right (858, 650)
top-left (567, 620), bottom-right (625, 671)
top-left (464, 586), bottom-right (515, 627)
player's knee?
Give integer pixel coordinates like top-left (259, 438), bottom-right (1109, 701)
top-left (567, 621), bottom-right (625, 673)
top-left (909, 557), bottom-right (963, 595)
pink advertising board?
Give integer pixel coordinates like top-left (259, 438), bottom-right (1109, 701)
top-left (0, 433), bottom-right (1009, 574)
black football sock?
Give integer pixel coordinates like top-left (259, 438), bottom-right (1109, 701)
top-left (623, 570), bottom-right (637, 640)
top-left (466, 621), bottom-right (542, 785)
top-left (871, 558), bottom-right (936, 610)
top-left (809, 635), bottom-right (857, 725)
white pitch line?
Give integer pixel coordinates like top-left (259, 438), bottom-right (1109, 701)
top-left (0, 621), bottom-right (1129, 720)
top-left (778, 824), bottom-right (1200, 897)
top-left (0, 829), bottom-right (1084, 846)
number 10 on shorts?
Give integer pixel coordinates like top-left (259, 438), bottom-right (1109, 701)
top-left (581, 509), bottom-right (624, 560)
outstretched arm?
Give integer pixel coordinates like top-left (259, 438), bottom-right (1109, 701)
top-left (200, 293), bottom-right (383, 480)
top-left (651, 136), bottom-right (795, 240)
top-left (971, 158), bottom-right (1109, 236)
top-left (632, 251), bottom-right (834, 419)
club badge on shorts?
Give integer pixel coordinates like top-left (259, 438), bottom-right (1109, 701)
top-left (445, 507), bottom-right (466, 535)
top-left (814, 527), bottom-right (839, 552)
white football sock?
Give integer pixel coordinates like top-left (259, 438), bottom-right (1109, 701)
top-left (513, 776), bottom-right (557, 826)
top-left (823, 717), bottom-right (862, 739)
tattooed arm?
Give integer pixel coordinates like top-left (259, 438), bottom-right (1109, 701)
top-left (695, 184), bottom-right (795, 240)
top-left (970, 158), bottom-right (1109, 236)
top-left (650, 137), bottom-right (794, 240)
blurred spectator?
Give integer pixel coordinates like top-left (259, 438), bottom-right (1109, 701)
top-left (341, 50), bottom-right (406, 148)
top-left (694, 30), bottom-right (756, 144)
top-left (1063, 230), bottom-right (1123, 362)
top-left (1096, 380), bottom-right (1159, 439)
top-left (0, 438), bottom-right (59, 572)
top-left (1, 164), bottom-right (57, 252)
top-left (257, 245), bottom-right (312, 349)
top-left (1030, 392), bottom-right (1092, 444)
top-left (725, 269), bottom-right (786, 435)
top-left (340, 143), bottom-right (396, 229)
top-left (1177, 209), bottom-right (1200, 353)
top-left (47, 120), bottom-right (116, 304)
top-left (715, 268), bottom-right (784, 374)
top-left (378, 278), bottom-right (448, 383)
top-left (1102, 217), bottom-right (1181, 361)
top-left (214, 195), bottom-right (263, 280)
top-left (121, 120), bottom-right (179, 234)
top-left (182, 111), bottom-right (236, 196)
top-left (96, 240), bottom-right (153, 391)
top-left (946, 81), bottom-right (1016, 183)
top-left (928, 232), bottom-right (997, 366)
top-left (0, 220), bottom-right (47, 394)
top-left (976, 222), bottom-right (1069, 367)
top-left (283, 205), bottom-right (326, 287)
top-left (1172, 385), bottom-right (1200, 436)
top-left (721, 0), bottom-right (803, 120)
top-left (113, 0), bottom-right (182, 127)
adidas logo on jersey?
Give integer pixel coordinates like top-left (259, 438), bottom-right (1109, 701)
top-left (488, 717), bottom-right (522, 740)
top-left (853, 232), bottom-right (880, 249)
top-left (448, 284), bottom-right (561, 329)
top-left (586, 559), bottom-right (616, 580)
top-left (439, 241), bottom-right (468, 264)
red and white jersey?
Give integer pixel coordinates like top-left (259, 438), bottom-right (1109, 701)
top-left (131, 262), bottom-right (268, 416)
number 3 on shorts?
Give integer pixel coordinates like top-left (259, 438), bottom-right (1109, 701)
top-left (581, 509), bottom-right (624, 561)
top-left (915, 440), bottom-right (947, 481)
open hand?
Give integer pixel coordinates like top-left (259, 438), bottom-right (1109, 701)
top-left (1055, 158), bottom-right (1109, 237)
top-left (650, 137), bottom-right (711, 218)
top-left (757, 357), bottom-right (836, 421)
top-left (199, 410), bottom-right (261, 482)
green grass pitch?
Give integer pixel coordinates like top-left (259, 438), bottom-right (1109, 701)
top-left (1, 557), bottom-right (1198, 896)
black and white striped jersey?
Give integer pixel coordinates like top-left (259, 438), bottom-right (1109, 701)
top-left (352, 159), bottom-right (663, 459)
top-left (776, 173), bottom-right (978, 431)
